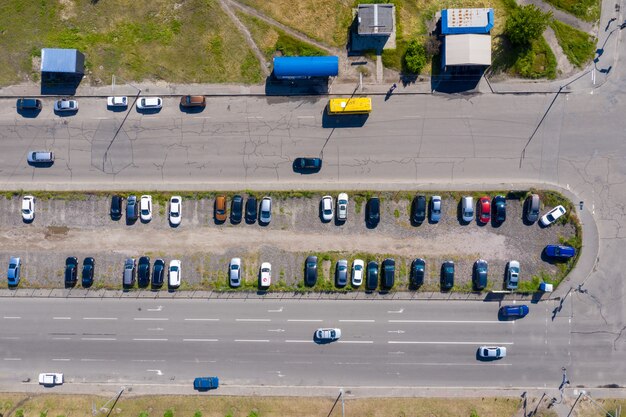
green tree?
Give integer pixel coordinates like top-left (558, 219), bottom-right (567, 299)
top-left (505, 5), bottom-right (552, 46)
top-left (403, 40), bottom-right (427, 74)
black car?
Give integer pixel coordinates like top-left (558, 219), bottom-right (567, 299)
top-left (366, 197), bottom-right (380, 227)
top-left (493, 195), bottom-right (506, 223)
top-left (65, 256), bottom-right (78, 288)
top-left (441, 261), bottom-right (454, 291)
top-left (152, 259), bottom-right (165, 288)
top-left (138, 256), bottom-right (151, 288)
top-left (411, 195), bottom-right (427, 224)
top-left (304, 256), bottom-right (318, 287)
top-left (366, 261), bottom-right (379, 291)
top-left (410, 258), bottom-right (425, 289)
top-left (245, 197), bottom-right (257, 223)
top-left (110, 195), bottom-right (123, 220)
top-left (381, 258), bottom-right (395, 290)
top-left (16, 98), bottom-right (42, 111)
top-left (231, 195), bottom-right (243, 224)
top-left (82, 257), bottom-right (95, 288)
top-left (473, 259), bottom-right (488, 291)
top-left (294, 157), bottom-right (322, 172)
top-left (126, 195), bottom-right (138, 221)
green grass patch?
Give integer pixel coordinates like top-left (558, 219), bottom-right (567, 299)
top-left (511, 36), bottom-right (557, 79)
top-left (550, 20), bottom-right (596, 68)
top-left (543, 0), bottom-right (600, 22)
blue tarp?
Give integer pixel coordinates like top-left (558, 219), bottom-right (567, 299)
top-left (441, 9), bottom-right (494, 35)
top-left (41, 48), bottom-right (85, 74)
top-left (273, 56), bottom-right (339, 79)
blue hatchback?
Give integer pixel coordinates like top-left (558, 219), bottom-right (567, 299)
top-left (499, 304), bottom-right (529, 319)
top-left (545, 245), bottom-right (576, 259)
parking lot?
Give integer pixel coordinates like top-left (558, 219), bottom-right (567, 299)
top-left (1, 191), bottom-right (576, 292)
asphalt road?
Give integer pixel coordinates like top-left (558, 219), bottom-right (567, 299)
top-left (0, 298), bottom-right (572, 390)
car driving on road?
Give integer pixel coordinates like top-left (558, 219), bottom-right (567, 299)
top-left (39, 373), bottom-right (63, 386)
top-left (478, 346), bottom-right (507, 359)
top-left (315, 328), bottom-right (341, 342)
top-left (54, 98), bottom-right (78, 112)
top-left (499, 304), bottom-right (529, 319)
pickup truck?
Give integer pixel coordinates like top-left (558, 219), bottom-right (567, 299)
top-left (193, 376), bottom-right (219, 391)
top-left (39, 373), bottom-right (63, 386)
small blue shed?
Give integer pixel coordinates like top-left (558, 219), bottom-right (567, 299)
top-left (273, 56), bottom-right (339, 79)
top-left (441, 8), bottom-right (494, 35)
top-left (41, 48), bottom-right (85, 75)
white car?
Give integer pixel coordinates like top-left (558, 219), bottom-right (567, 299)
top-left (540, 205), bottom-right (566, 226)
top-left (169, 196), bottom-right (182, 225)
top-left (260, 262), bottom-right (271, 288)
top-left (21, 195), bottom-right (35, 221)
top-left (478, 346), bottom-right (507, 359)
top-left (321, 195), bottom-right (334, 222)
top-left (337, 193), bottom-right (348, 221)
top-left (351, 259), bottom-right (364, 287)
top-left (315, 328), bottom-right (341, 342)
top-left (461, 196), bottom-right (474, 223)
top-left (136, 97), bottom-right (162, 110)
top-left (54, 99), bottom-right (78, 112)
top-left (39, 372), bottom-right (63, 386)
top-left (140, 195), bottom-right (152, 222)
top-left (168, 259), bottom-right (181, 288)
top-left (229, 257), bottom-right (242, 287)
top-left (107, 96), bottom-right (128, 107)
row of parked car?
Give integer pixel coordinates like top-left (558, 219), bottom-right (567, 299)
top-left (16, 95), bottom-right (207, 115)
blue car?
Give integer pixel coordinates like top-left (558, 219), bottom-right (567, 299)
top-left (194, 376), bottom-right (219, 391)
top-left (499, 304), bottom-right (529, 319)
top-left (7, 257), bottom-right (21, 287)
top-left (545, 245), bottom-right (576, 259)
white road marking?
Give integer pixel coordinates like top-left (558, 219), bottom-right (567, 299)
top-left (268, 307), bottom-right (283, 312)
top-left (52, 337), bottom-right (71, 340)
top-left (388, 362), bottom-right (512, 366)
top-left (182, 360), bottom-right (217, 363)
top-left (334, 362), bottom-right (372, 365)
top-left (183, 338), bottom-right (218, 342)
top-left (388, 341), bottom-right (514, 345)
top-left (339, 319), bottom-right (375, 323)
top-left (285, 340), bottom-right (312, 343)
top-left (133, 338), bottom-right (168, 341)
top-left (80, 359), bottom-right (115, 362)
top-left (52, 358), bottom-right (71, 361)
top-left (1, 337), bottom-right (19, 340)
top-left (4, 358), bottom-right (21, 361)
top-left (53, 317), bottom-right (71, 320)
top-left (338, 341), bottom-right (374, 344)
top-left (268, 329), bottom-right (285, 332)
top-left (147, 369), bottom-right (163, 376)
top-left (388, 320), bottom-right (508, 324)
top-left (147, 306), bottom-right (163, 312)
top-left (235, 339), bottom-right (269, 342)
top-left (285, 361), bottom-right (314, 364)
top-left (3, 316), bottom-right (21, 319)
top-left (236, 319), bottom-right (271, 322)
top-left (297, 116), bottom-right (315, 119)
top-left (388, 330), bottom-right (405, 334)
top-left (133, 318), bottom-right (169, 321)
top-left (83, 317), bottom-right (118, 320)
top-left (247, 116), bottom-right (263, 119)
top-left (184, 318), bottom-right (220, 321)
top-left (147, 328), bottom-right (164, 331)
top-left (387, 308), bottom-right (404, 314)
top-left (132, 359), bottom-right (166, 362)
top-left (81, 337), bottom-right (116, 341)
top-left (287, 319), bottom-right (323, 322)
top-left (388, 351), bottom-right (405, 355)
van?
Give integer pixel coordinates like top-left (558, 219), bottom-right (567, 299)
top-left (525, 194), bottom-right (540, 223)
top-left (27, 151), bottom-right (54, 164)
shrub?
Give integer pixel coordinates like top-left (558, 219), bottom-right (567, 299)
top-left (403, 39), bottom-right (427, 74)
top-left (164, 410), bottom-right (174, 417)
top-left (505, 5), bottom-right (551, 46)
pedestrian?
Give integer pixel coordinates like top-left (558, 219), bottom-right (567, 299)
top-left (390, 83), bottom-right (397, 91)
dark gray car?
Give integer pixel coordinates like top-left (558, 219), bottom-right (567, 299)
top-left (123, 258), bottom-right (136, 288)
top-left (126, 195), bottom-right (138, 221)
top-left (473, 259), bottom-right (488, 291)
top-left (305, 256), bottom-right (318, 287)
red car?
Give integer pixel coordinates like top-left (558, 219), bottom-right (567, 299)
top-left (479, 196), bottom-right (491, 223)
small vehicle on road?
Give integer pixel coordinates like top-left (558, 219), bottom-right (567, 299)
top-left (39, 373), bottom-right (63, 386)
top-left (193, 376), bottom-right (219, 391)
top-left (27, 151), bottom-right (54, 164)
top-left (294, 157), bottom-right (322, 172)
top-left (315, 328), bottom-right (341, 343)
top-left (107, 96), bottom-right (128, 108)
top-left (54, 99), bottom-right (78, 112)
top-left (21, 195), bottom-right (35, 221)
top-left (136, 97), bottom-right (162, 110)
top-left (540, 205), bottom-right (566, 226)
top-left (499, 304), bottom-right (529, 319)
top-left (478, 346), bottom-right (507, 359)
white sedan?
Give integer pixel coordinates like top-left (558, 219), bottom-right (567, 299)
top-left (540, 205), bottom-right (566, 226)
top-left (54, 99), bottom-right (78, 112)
top-left (140, 195), bottom-right (152, 222)
top-left (168, 259), bottom-right (181, 288)
top-left (478, 346), bottom-right (507, 359)
top-left (136, 97), bottom-right (162, 110)
top-left (321, 195), bottom-right (334, 222)
top-left (21, 195), bottom-right (35, 221)
top-left (169, 196), bottom-right (182, 225)
top-left (107, 96), bottom-right (128, 107)
top-left (315, 328), bottom-right (341, 342)
top-left (337, 193), bottom-right (348, 221)
top-left (351, 259), bottom-right (364, 287)
top-left (39, 372), bottom-right (63, 386)
top-left (260, 262), bottom-right (271, 288)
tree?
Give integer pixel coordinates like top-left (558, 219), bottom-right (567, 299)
top-left (404, 40), bottom-right (427, 74)
top-left (505, 5), bottom-right (552, 46)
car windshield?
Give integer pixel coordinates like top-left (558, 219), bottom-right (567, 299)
top-left (141, 209), bottom-right (149, 215)
top-left (329, 330), bottom-right (336, 338)
top-left (231, 265), bottom-right (238, 271)
top-left (355, 265), bottom-right (362, 271)
top-left (445, 266), bottom-right (453, 274)
top-left (307, 262), bottom-right (316, 268)
top-left (339, 265), bottom-right (347, 271)
top-left (262, 267), bottom-right (269, 272)
top-left (170, 266), bottom-right (179, 272)
top-left (547, 213), bottom-right (555, 221)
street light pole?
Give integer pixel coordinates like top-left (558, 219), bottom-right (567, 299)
top-left (340, 388), bottom-right (345, 417)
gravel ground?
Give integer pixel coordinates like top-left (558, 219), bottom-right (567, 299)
top-left (0, 192), bottom-right (576, 292)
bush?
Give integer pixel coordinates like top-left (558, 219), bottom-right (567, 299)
top-left (403, 39), bottom-right (427, 74)
top-left (505, 5), bottom-right (551, 46)
top-left (550, 20), bottom-right (596, 68)
top-left (164, 410), bottom-right (174, 417)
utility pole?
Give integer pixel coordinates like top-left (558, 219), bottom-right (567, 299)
top-left (340, 388), bottom-right (345, 417)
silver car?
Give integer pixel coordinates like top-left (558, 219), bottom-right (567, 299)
top-left (229, 258), bottom-right (242, 287)
top-left (54, 99), bottom-right (78, 112)
top-left (461, 196), bottom-right (474, 223)
top-left (430, 195), bottom-right (442, 222)
top-left (259, 197), bottom-right (272, 224)
top-left (335, 259), bottom-right (348, 287)
top-left (337, 193), bottom-right (348, 221)
top-left (506, 260), bottom-right (520, 290)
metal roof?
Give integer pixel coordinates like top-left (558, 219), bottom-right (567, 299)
top-left (358, 4), bottom-right (394, 35)
top-left (441, 8), bottom-right (494, 35)
top-left (40, 48), bottom-right (85, 73)
top-left (444, 34), bottom-right (492, 66)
